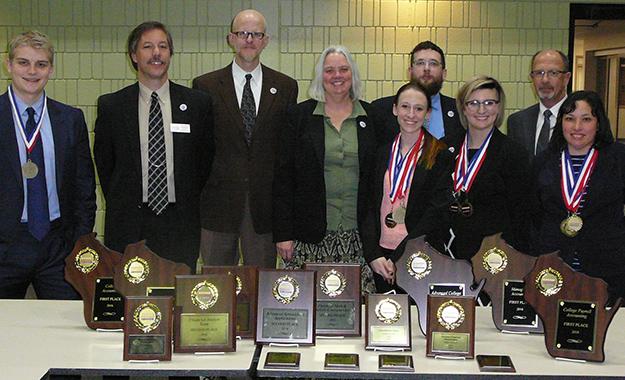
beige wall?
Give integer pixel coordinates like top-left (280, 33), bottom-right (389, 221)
top-left (0, 0), bottom-right (622, 237)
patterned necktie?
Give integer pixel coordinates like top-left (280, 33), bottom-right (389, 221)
top-left (26, 107), bottom-right (50, 240)
top-left (147, 92), bottom-right (167, 215)
top-left (536, 109), bottom-right (552, 155)
top-left (241, 73), bottom-right (256, 145)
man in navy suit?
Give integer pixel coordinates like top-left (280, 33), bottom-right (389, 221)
top-left (0, 31), bottom-right (96, 299)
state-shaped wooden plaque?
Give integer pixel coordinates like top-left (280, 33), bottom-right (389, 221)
top-left (395, 235), bottom-right (484, 335)
top-left (113, 240), bottom-right (191, 297)
top-left (524, 252), bottom-right (623, 362)
top-left (64, 233), bottom-right (125, 329)
top-left (471, 233), bottom-right (543, 333)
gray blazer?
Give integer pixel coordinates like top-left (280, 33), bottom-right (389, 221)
top-left (507, 103), bottom-right (540, 157)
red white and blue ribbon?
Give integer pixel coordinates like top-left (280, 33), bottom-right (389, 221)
top-left (8, 85), bottom-right (48, 155)
top-left (452, 129), bottom-right (494, 194)
top-left (387, 129), bottom-right (425, 204)
top-left (560, 147), bottom-right (598, 213)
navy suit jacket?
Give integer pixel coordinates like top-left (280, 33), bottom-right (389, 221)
top-left (0, 91), bottom-right (96, 250)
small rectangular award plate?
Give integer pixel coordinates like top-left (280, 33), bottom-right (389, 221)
top-left (123, 296), bottom-right (173, 361)
top-left (324, 353), bottom-right (359, 370)
top-left (264, 352), bottom-right (301, 369)
top-left (92, 277), bottom-right (124, 323)
top-left (365, 294), bottom-right (411, 350)
top-left (378, 354), bottom-right (414, 372)
top-left (256, 269), bottom-right (316, 345)
top-left (173, 274), bottom-right (236, 353)
top-left (502, 280), bottom-right (539, 327)
top-left (426, 295), bottom-right (475, 358)
top-left (477, 355), bottom-right (516, 373)
top-left (429, 283), bottom-right (465, 296)
top-left (304, 263), bottom-right (361, 336)
top-left (555, 300), bottom-right (597, 352)
top-left (147, 286), bottom-right (176, 297)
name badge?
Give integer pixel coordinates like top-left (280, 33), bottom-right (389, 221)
top-left (170, 123), bottom-right (190, 133)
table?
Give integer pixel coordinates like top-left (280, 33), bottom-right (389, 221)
top-left (0, 300), bottom-right (257, 379)
top-left (257, 306), bottom-right (625, 378)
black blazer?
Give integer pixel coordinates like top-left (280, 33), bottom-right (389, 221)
top-left (370, 94), bottom-right (464, 147)
top-left (531, 143), bottom-right (625, 278)
top-left (449, 128), bottom-right (531, 260)
top-left (273, 99), bottom-right (377, 243)
top-left (94, 81), bottom-right (212, 266)
top-left (0, 92), bottom-right (95, 248)
top-left (361, 139), bottom-right (454, 264)
top-left (507, 103), bottom-right (540, 157)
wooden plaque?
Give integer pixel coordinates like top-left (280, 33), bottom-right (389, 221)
top-left (395, 235), bottom-right (484, 335)
top-left (123, 296), bottom-right (173, 361)
top-left (64, 233), bottom-right (125, 329)
top-left (202, 265), bottom-right (258, 339)
top-left (113, 241), bottom-right (191, 297)
top-left (255, 269), bottom-right (316, 345)
top-left (471, 233), bottom-right (543, 333)
top-left (303, 263), bottom-right (361, 337)
top-left (426, 295), bottom-right (475, 358)
top-left (365, 293), bottom-right (411, 350)
top-left (524, 252), bottom-right (623, 362)
top-left (173, 274), bottom-right (236, 352)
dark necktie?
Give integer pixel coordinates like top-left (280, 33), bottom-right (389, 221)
top-left (147, 92), bottom-right (167, 215)
top-left (536, 109), bottom-right (552, 155)
top-left (26, 107), bottom-right (50, 240)
top-left (241, 74), bottom-right (256, 145)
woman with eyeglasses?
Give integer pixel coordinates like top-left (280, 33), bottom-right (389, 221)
top-left (273, 45), bottom-right (377, 294)
top-left (532, 91), bottom-right (625, 303)
top-left (448, 75), bottom-right (531, 264)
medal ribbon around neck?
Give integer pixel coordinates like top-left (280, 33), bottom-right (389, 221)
top-left (8, 85), bottom-right (48, 155)
top-left (387, 129), bottom-right (425, 204)
top-left (560, 147), bottom-right (598, 214)
top-left (452, 128), bottom-right (494, 194)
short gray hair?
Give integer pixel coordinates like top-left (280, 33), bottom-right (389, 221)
top-left (308, 45), bottom-right (362, 102)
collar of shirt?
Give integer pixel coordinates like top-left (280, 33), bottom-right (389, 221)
top-left (313, 99), bottom-right (366, 119)
top-left (232, 60), bottom-right (263, 89)
top-left (138, 80), bottom-right (170, 106)
top-left (427, 92), bottom-right (445, 140)
top-left (539, 95), bottom-right (567, 130)
top-left (13, 91), bottom-right (45, 125)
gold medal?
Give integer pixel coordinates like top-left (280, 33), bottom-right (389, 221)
top-left (74, 247), bottom-right (99, 274)
top-left (560, 214), bottom-right (583, 237)
top-left (406, 251), bottom-right (432, 280)
top-left (482, 247), bottom-right (508, 275)
top-left (272, 275), bottom-right (300, 304)
top-left (535, 267), bottom-right (563, 296)
top-left (384, 212), bottom-right (397, 228)
top-left (191, 280), bottom-right (219, 310)
top-left (123, 256), bottom-right (150, 284)
top-left (133, 301), bottom-right (161, 333)
top-left (437, 300), bottom-right (465, 330)
top-left (320, 269), bottom-right (347, 297)
top-left (22, 160), bottom-right (39, 179)
top-left (375, 298), bottom-right (402, 324)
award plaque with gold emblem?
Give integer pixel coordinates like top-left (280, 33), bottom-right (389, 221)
top-left (523, 252), bottom-right (623, 362)
top-left (203, 265), bottom-right (258, 339)
top-left (365, 294), bottom-right (411, 350)
top-left (113, 240), bottom-right (191, 297)
top-left (173, 274), bottom-right (236, 353)
top-left (123, 296), bottom-right (173, 361)
top-left (256, 269), bottom-right (316, 345)
top-left (64, 233), bottom-right (125, 329)
top-left (395, 235), bottom-right (484, 336)
top-left (426, 295), bottom-right (475, 358)
top-left (471, 233), bottom-right (543, 333)
top-left (303, 263), bottom-right (361, 336)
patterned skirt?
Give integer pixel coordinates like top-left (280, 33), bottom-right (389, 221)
top-left (285, 229), bottom-right (376, 295)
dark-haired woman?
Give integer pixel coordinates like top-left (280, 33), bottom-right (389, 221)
top-left (532, 90), bottom-right (625, 302)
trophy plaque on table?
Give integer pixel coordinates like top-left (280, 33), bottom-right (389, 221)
top-left (202, 265), bottom-right (257, 338)
top-left (64, 233), bottom-right (125, 329)
top-left (395, 235), bottom-right (484, 335)
top-left (426, 295), bottom-right (475, 358)
top-left (173, 274), bottom-right (236, 353)
top-left (365, 293), bottom-right (411, 350)
top-left (524, 252), bottom-right (623, 362)
top-left (113, 241), bottom-right (191, 297)
top-left (471, 233), bottom-right (543, 333)
top-left (123, 296), bottom-right (173, 361)
top-left (303, 263), bottom-right (361, 336)
top-left (256, 269), bottom-right (316, 345)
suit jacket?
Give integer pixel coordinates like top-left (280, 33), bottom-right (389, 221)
top-left (192, 64), bottom-right (298, 234)
top-left (370, 93), bottom-right (464, 147)
top-left (449, 128), bottom-right (531, 261)
top-left (361, 139), bottom-right (454, 264)
top-left (0, 92), bottom-right (95, 249)
top-left (507, 103), bottom-right (540, 157)
top-left (94, 81), bottom-right (212, 266)
top-left (273, 99), bottom-right (377, 244)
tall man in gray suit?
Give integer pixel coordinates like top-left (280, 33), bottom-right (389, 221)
top-left (192, 9), bottom-right (298, 268)
top-left (507, 49), bottom-right (571, 157)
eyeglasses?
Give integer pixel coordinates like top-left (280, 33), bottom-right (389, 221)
top-left (464, 99), bottom-right (499, 111)
top-left (530, 70), bottom-right (567, 78)
top-left (232, 31), bottom-right (266, 40)
top-left (412, 59), bottom-right (442, 69)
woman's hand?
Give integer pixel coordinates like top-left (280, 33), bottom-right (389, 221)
top-left (369, 257), bottom-right (396, 284)
top-left (276, 240), bottom-right (295, 261)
